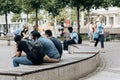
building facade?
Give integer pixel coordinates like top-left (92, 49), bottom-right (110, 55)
top-left (91, 7), bottom-right (120, 28)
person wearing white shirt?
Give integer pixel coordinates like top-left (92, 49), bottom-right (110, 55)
top-left (88, 21), bottom-right (94, 42)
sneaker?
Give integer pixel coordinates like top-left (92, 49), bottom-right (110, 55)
top-left (101, 48), bottom-right (105, 53)
top-left (63, 50), bottom-right (68, 53)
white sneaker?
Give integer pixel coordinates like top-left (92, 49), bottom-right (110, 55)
top-left (101, 48), bottom-right (105, 53)
top-left (63, 50), bottom-right (68, 53)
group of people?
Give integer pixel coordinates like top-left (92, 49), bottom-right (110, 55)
top-left (88, 16), bottom-right (105, 53)
top-left (13, 26), bottom-right (82, 67)
top-left (13, 19), bottom-right (105, 67)
top-left (13, 27), bottom-right (63, 67)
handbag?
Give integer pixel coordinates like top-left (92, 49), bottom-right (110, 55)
top-left (93, 32), bottom-right (99, 40)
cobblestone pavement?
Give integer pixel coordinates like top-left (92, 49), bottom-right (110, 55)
top-left (0, 46), bottom-right (14, 69)
top-left (0, 41), bottom-right (120, 80)
top-left (79, 41), bottom-right (120, 80)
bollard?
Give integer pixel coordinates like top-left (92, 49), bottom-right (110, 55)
top-left (7, 39), bottom-right (10, 46)
top-left (68, 45), bottom-right (74, 54)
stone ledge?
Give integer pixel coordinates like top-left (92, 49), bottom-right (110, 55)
top-left (0, 45), bottom-right (100, 80)
top-left (68, 44), bottom-right (99, 54)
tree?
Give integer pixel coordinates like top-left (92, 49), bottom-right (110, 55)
top-left (67, 0), bottom-right (111, 33)
top-left (0, 0), bottom-right (21, 33)
top-left (82, 0), bottom-right (95, 22)
top-left (56, 8), bottom-right (68, 24)
top-left (45, 0), bottom-right (61, 18)
top-left (68, 0), bottom-right (83, 33)
top-left (111, 0), bottom-right (120, 7)
top-left (44, 0), bottom-right (68, 34)
top-left (45, 0), bottom-right (69, 18)
top-left (82, 0), bottom-right (106, 22)
top-left (29, 11), bottom-right (43, 24)
top-left (11, 14), bottom-right (21, 22)
top-left (71, 8), bottom-right (77, 23)
top-left (29, 0), bottom-right (45, 27)
top-left (21, 0), bottom-right (33, 26)
top-left (44, 0), bottom-right (69, 26)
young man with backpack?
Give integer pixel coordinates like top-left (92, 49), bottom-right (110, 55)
top-left (63, 27), bottom-right (82, 50)
top-left (45, 30), bottom-right (63, 58)
top-left (13, 35), bottom-right (45, 67)
top-left (31, 31), bottom-right (60, 63)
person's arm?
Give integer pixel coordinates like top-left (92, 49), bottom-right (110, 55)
top-left (23, 33), bottom-right (29, 39)
top-left (14, 51), bottom-right (22, 57)
top-left (13, 43), bottom-right (22, 58)
top-left (71, 33), bottom-right (77, 39)
top-left (44, 55), bottom-right (60, 63)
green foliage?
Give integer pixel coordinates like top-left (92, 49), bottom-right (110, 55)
top-left (21, 0), bottom-right (33, 14)
top-left (69, 0), bottom-right (82, 8)
top-left (30, 0), bottom-right (44, 9)
top-left (11, 14), bottom-right (21, 22)
top-left (29, 0), bottom-right (46, 26)
top-left (28, 12), bottom-right (44, 24)
top-left (0, 0), bottom-right (22, 32)
top-left (44, 0), bottom-right (67, 18)
top-left (56, 8), bottom-right (78, 23)
top-left (71, 9), bottom-right (77, 22)
top-left (56, 8), bottom-right (68, 23)
top-left (0, 0), bottom-right (21, 14)
top-left (93, 0), bottom-right (111, 9)
top-left (68, 0), bottom-right (111, 11)
top-left (112, 0), bottom-right (120, 7)
top-left (82, 0), bottom-right (95, 11)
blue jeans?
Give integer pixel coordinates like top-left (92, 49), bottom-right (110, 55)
top-left (13, 56), bottom-right (33, 67)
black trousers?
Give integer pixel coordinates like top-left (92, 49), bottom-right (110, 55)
top-left (94, 34), bottom-right (104, 48)
top-left (63, 39), bottom-right (76, 50)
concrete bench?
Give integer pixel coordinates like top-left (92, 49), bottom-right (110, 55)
top-left (0, 37), bottom-right (13, 46)
top-left (0, 44), bottom-right (100, 80)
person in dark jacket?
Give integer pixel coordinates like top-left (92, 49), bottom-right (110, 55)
top-left (45, 30), bottom-right (63, 58)
top-left (13, 35), bottom-right (44, 67)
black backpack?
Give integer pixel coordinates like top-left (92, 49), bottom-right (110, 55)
top-left (77, 33), bottom-right (82, 44)
top-left (26, 40), bottom-right (45, 65)
top-left (73, 32), bottom-right (82, 44)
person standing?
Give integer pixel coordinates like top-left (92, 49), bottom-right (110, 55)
top-left (94, 20), bottom-right (105, 53)
top-left (88, 21), bottom-right (94, 42)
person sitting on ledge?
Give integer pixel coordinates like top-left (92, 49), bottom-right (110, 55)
top-left (31, 31), bottom-right (60, 63)
top-left (45, 29), bottom-right (63, 58)
top-left (13, 35), bottom-right (44, 67)
top-left (63, 27), bottom-right (79, 50)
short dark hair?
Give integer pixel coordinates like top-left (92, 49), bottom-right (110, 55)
top-left (31, 31), bottom-right (41, 40)
top-left (68, 27), bottom-right (73, 30)
top-left (45, 30), bottom-right (52, 37)
top-left (14, 35), bottom-right (22, 43)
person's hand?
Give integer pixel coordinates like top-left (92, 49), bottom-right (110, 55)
top-left (11, 55), bottom-right (16, 59)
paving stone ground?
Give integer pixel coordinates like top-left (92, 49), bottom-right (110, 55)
top-left (79, 41), bottom-right (120, 80)
top-left (0, 41), bottom-right (120, 80)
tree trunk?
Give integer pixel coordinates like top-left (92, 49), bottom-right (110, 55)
top-left (26, 13), bottom-right (29, 26)
top-left (87, 10), bottom-right (90, 23)
top-left (77, 7), bottom-right (80, 33)
top-left (5, 12), bottom-right (8, 33)
top-left (53, 17), bottom-right (57, 36)
top-left (35, 7), bottom-right (38, 27)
